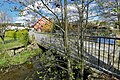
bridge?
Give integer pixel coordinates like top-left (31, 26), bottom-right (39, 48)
top-left (29, 31), bottom-right (120, 79)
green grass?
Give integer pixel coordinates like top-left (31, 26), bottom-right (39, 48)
top-left (0, 40), bottom-right (24, 51)
top-left (0, 29), bottom-right (29, 51)
top-left (0, 49), bottom-right (42, 67)
top-left (0, 29), bottom-right (41, 68)
top-left (0, 59), bottom-right (8, 67)
top-left (0, 37), bottom-right (14, 42)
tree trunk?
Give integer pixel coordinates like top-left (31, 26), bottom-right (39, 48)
top-left (0, 36), bottom-right (4, 44)
top-left (64, 0), bottom-right (72, 80)
top-left (115, 0), bottom-right (120, 31)
top-left (75, 0), bottom-right (85, 79)
top-left (118, 13), bottom-right (120, 32)
top-left (79, 0), bottom-right (84, 80)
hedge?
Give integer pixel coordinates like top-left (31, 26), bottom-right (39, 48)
top-left (5, 29), bottom-right (28, 39)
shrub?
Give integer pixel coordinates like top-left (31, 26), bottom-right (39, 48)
top-left (5, 29), bottom-right (28, 41)
top-left (16, 29), bottom-right (28, 39)
top-left (22, 32), bottom-right (29, 46)
top-left (5, 30), bottom-right (15, 38)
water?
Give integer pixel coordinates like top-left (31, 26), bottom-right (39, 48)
top-left (97, 38), bottom-right (115, 45)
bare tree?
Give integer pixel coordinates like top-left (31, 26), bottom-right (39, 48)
top-left (96, 0), bottom-right (120, 30)
top-left (0, 11), bottom-right (11, 44)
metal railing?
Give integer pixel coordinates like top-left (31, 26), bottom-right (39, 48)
top-left (29, 31), bottom-right (120, 78)
top-left (84, 36), bottom-right (120, 78)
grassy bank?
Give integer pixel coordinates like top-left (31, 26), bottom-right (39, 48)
top-left (0, 29), bottom-right (29, 51)
top-left (0, 29), bottom-right (42, 67)
top-left (0, 48), bottom-right (42, 67)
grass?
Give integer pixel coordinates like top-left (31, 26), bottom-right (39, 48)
top-left (0, 29), bottom-right (29, 51)
top-left (0, 29), bottom-right (41, 67)
top-left (0, 59), bottom-right (7, 67)
top-left (0, 37), bottom-right (13, 42)
top-left (0, 39), bottom-right (24, 51)
top-left (0, 48), bottom-right (42, 67)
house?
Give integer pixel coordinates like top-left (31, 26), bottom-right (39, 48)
top-left (33, 18), bottom-right (53, 32)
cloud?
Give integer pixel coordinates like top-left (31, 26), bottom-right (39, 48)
top-left (89, 2), bottom-right (97, 9)
top-left (16, 0), bottom-right (99, 24)
top-left (22, 1), bottom-right (79, 20)
top-left (13, 14), bottom-right (35, 24)
top-left (21, 0), bottom-right (62, 19)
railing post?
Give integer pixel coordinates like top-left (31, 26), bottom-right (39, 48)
top-left (108, 39), bottom-right (110, 65)
top-left (112, 39), bottom-right (116, 67)
top-left (103, 37), bottom-right (105, 63)
top-left (98, 37), bottom-right (101, 68)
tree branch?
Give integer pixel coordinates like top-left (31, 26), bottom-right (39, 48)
top-left (41, 0), bottom-right (61, 25)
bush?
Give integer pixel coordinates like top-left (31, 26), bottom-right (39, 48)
top-left (5, 29), bottom-right (28, 39)
top-left (5, 30), bottom-right (15, 38)
top-left (22, 32), bottom-right (29, 46)
top-left (16, 29), bottom-right (28, 39)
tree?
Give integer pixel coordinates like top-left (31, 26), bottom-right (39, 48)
top-left (0, 11), bottom-right (12, 44)
top-left (96, 0), bottom-right (120, 31)
top-left (0, 24), bottom-right (6, 44)
top-left (5, 0), bottom-right (98, 79)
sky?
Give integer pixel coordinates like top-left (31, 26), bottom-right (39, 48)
top-left (0, 0), bottom-right (20, 23)
top-left (0, 0), bottom-right (102, 24)
top-left (0, 0), bottom-right (19, 17)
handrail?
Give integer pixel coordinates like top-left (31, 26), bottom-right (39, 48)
top-left (85, 36), bottom-right (120, 40)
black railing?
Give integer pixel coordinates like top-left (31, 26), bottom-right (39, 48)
top-left (29, 31), bottom-right (120, 78)
top-left (84, 36), bottom-right (120, 78)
